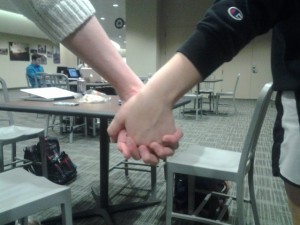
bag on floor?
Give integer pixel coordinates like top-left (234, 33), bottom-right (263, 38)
top-left (173, 173), bottom-right (229, 220)
top-left (23, 136), bottom-right (77, 185)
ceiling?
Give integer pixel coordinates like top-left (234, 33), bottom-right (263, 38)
top-left (0, 0), bottom-right (126, 48)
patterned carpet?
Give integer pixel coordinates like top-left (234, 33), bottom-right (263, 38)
top-left (1, 90), bottom-right (293, 225)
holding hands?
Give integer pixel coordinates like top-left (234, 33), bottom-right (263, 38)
top-left (108, 53), bottom-right (201, 165)
top-left (108, 85), bottom-right (183, 165)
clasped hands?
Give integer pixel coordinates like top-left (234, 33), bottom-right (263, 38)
top-left (107, 89), bottom-right (182, 165)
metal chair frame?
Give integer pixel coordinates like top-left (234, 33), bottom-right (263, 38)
top-left (166, 82), bottom-right (273, 225)
top-left (42, 73), bottom-right (87, 143)
top-left (215, 73), bottom-right (241, 114)
top-left (0, 77), bottom-right (47, 176)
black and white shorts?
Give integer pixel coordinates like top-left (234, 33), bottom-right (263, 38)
top-left (272, 91), bottom-right (300, 187)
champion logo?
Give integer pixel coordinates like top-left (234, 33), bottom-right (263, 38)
top-left (227, 7), bottom-right (243, 21)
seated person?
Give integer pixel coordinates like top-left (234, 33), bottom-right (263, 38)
top-left (26, 54), bottom-right (44, 87)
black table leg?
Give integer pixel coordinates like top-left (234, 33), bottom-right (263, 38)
top-left (42, 117), bottom-right (159, 225)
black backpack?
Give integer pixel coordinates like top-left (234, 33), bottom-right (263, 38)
top-left (174, 173), bottom-right (229, 220)
top-left (23, 136), bottom-right (77, 185)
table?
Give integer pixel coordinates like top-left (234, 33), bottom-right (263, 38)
top-left (69, 81), bottom-right (114, 93)
top-left (197, 78), bottom-right (223, 112)
top-left (0, 95), bottom-right (190, 225)
top-left (182, 79), bottom-right (223, 118)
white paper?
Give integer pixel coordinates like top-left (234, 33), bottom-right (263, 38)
top-left (20, 87), bottom-right (77, 99)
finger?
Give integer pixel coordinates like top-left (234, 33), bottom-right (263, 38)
top-left (162, 128), bottom-right (183, 144)
top-left (107, 113), bottom-right (125, 142)
top-left (117, 130), bottom-right (130, 159)
top-left (117, 130), bottom-right (140, 160)
top-left (124, 135), bottom-right (141, 160)
top-left (139, 145), bottom-right (159, 165)
top-left (149, 142), bottom-right (175, 158)
top-left (117, 141), bottom-right (130, 159)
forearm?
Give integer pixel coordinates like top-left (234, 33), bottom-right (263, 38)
top-left (141, 53), bottom-right (202, 107)
top-left (62, 16), bottom-right (144, 100)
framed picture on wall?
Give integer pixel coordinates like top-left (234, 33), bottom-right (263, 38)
top-left (9, 42), bottom-right (30, 61)
top-left (47, 51), bottom-right (52, 58)
top-left (37, 44), bottom-right (46, 54)
top-left (0, 48), bottom-right (8, 55)
top-left (30, 49), bottom-right (37, 54)
top-left (40, 55), bottom-right (47, 65)
top-left (0, 41), bottom-right (8, 55)
top-left (53, 45), bottom-right (60, 64)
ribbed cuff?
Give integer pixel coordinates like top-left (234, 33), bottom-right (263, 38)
top-left (34, 0), bottom-right (96, 43)
top-left (11, 0), bottom-right (96, 43)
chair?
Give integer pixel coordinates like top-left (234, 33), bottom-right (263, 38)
top-left (40, 73), bottom-right (69, 89)
top-left (26, 72), bottom-right (48, 88)
top-left (198, 80), bottom-right (216, 112)
top-left (42, 73), bottom-right (87, 143)
top-left (166, 82), bottom-right (273, 225)
top-left (215, 73), bottom-right (240, 114)
top-left (0, 168), bottom-right (72, 225)
top-left (109, 160), bottom-right (158, 198)
top-left (0, 77), bottom-right (47, 176)
top-left (182, 85), bottom-right (203, 120)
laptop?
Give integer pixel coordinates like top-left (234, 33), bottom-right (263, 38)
top-left (80, 68), bottom-right (104, 83)
top-left (66, 68), bottom-right (81, 81)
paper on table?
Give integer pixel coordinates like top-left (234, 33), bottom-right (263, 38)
top-left (20, 87), bottom-right (78, 100)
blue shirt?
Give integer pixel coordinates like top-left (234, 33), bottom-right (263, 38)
top-left (26, 63), bottom-right (44, 87)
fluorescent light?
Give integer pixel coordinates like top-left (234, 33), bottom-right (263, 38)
top-left (113, 4), bottom-right (119, 7)
top-left (100, 17), bottom-right (105, 20)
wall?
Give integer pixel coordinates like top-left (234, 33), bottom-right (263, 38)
top-left (218, 32), bottom-right (272, 99)
top-left (126, 0), bottom-right (159, 77)
top-left (0, 33), bottom-right (77, 88)
top-left (159, 0), bottom-right (213, 64)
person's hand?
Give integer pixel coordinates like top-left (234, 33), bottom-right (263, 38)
top-left (108, 89), bottom-right (178, 161)
top-left (116, 128), bottom-right (183, 164)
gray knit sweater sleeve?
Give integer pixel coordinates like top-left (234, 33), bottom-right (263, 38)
top-left (10, 0), bottom-right (95, 43)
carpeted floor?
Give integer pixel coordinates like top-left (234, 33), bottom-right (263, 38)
top-left (1, 90), bottom-right (293, 225)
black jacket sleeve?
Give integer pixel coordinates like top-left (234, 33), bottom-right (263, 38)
top-left (177, 0), bottom-right (296, 79)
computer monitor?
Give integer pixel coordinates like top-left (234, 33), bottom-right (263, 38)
top-left (56, 66), bottom-right (68, 75)
top-left (67, 67), bottom-right (80, 79)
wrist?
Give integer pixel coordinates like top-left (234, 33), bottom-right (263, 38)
top-left (142, 53), bottom-right (201, 106)
top-left (118, 79), bottom-right (144, 101)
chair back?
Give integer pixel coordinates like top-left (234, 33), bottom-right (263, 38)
top-left (0, 77), bottom-right (14, 126)
top-left (25, 74), bottom-right (31, 87)
top-left (26, 73), bottom-right (40, 88)
top-left (238, 82), bottom-right (273, 174)
top-left (26, 72), bottom-right (47, 88)
top-left (233, 73), bottom-right (241, 96)
top-left (41, 73), bottom-right (70, 90)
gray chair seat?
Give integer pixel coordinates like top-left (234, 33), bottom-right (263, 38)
top-left (0, 125), bottom-right (44, 141)
top-left (0, 168), bottom-right (72, 225)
